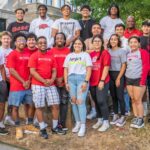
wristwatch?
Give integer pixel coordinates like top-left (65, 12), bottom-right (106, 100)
top-left (84, 80), bottom-right (89, 84)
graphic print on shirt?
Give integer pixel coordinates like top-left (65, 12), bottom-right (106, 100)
top-left (39, 24), bottom-right (49, 29)
top-left (60, 22), bottom-right (75, 39)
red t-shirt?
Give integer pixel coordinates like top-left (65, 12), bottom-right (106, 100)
top-left (24, 47), bottom-right (38, 56)
top-left (7, 49), bottom-right (30, 91)
top-left (124, 28), bottom-right (142, 39)
top-left (28, 51), bottom-right (57, 86)
top-left (50, 47), bottom-right (70, 78)
top-left (90, 50), bottom-right (111, 86)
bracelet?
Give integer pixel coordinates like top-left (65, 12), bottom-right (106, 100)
top-left (84, 80), bottom-right (89, 84)
top-left (100, 80), bottom-right (105, 82)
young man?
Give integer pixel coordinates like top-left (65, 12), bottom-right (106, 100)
top-left (0, 31), bottom-right (15, 126)
top-left (79, 5), bottom-right (95, 41)
top-left (50, 32), bottom-right (70, 130)
top-left (52, 4), bottom-right (81, 47)
top-left (7, 33), bottom-right (32, 125)
top-left (7, 8), bottom-right (30, 42)
top-left (28, 36), bottom-right (65, 139)
top-left (115, 24), bottom-right (131, 116)
top-left (140, 20), bottom-right (150, 118)
top-left (29, 4), bottom-right (54, 48)
top-left (99, 4), bottom-right (124, 41)
top-left (0, 50), bottom-right (8, 135)
top-left (24, 33), bottom-right (38, 124)
top-left (124, 16), bottom-right (142, 39)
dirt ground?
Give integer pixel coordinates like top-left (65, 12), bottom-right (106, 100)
top-left (0, 106), bottom-right (150, 150)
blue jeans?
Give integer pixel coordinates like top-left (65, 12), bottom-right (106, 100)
top-left (68, 74), bottom-right (89, 124)
top-left (124, 90), bottom-right (130, 112)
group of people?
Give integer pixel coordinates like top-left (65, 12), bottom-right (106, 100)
top-left (0, 3), bottom-right (149, 139)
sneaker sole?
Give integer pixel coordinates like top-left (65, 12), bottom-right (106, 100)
top-left (116, 121), bottom-right (126, 127)
top-left (52, 131), bottom-right (66, 135)
top-left (133, 124), bottom-right (144, 129)
top-left (0, 132), bottom-right (9, 135)
top-left (98, 127), bottom-right (109, 132)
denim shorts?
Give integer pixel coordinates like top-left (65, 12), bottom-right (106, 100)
top-left (68, 74), bottom-right (89, 103)
top-left (8, 89), bottom-right (33, 107)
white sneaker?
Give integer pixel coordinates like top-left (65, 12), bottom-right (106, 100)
top-left (98, 121), bottom-right (110, 132)
top-left (4, 116), bottom-right (15, 126)
top-left (87, 110), bottom-right (97, 120)
top-left (0, 121), bottom-right (5, 128)
top-left (116, 116), bottom-right (126, 127)
top-left (92, 118), bottom-right (103, 129)
top-left (78, 124), bottom-right (86, 137)
top-left (110, 114), bottom-right (119, 125)
top-left (72, 122), bottom-right (81, 133)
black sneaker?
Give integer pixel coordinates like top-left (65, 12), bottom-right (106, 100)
top-left (58, 124), bottom-right (68, 131)
top-left (52, 125), bottom-right (66, 135)
top-left (130, 117), bottom-right (138, 128)
top-left (134, 118), bottom-right (144, 129)
top-left (40, 129), bottom-right (48, 139)
top-left (0, 128), bottom-right (9, 135)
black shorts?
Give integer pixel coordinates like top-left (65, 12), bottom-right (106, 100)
top-left (0, 81), bottom-right (8, 103)
top-left (126, 77), bottom-right (141, 86)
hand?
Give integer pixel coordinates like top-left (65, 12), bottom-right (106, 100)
top-left (115, 78), bottom-right (120, 87)
top-left (65, 39), bottom-right (71, 47)
top-left (65, 83), bottom-right (70, 91)
top-left (81, 82), bottom-right (88, 92)
top-left (45, 79), bottom-right (54, 86)
top-left (56, 77), bottom-right (63, 87)
top-left (98, 81), bottom-right (104, 90)
top-left (76, 99), bottom-right (82, 105)
top-left (23, 81), bottom-right (30, 89)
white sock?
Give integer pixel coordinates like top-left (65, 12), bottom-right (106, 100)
top-left (52, 120), bottom-right (58, 129)
top-left (39, 122), bottom-right (46, 130)
top-left (98, 118), bottom-right (103, 122)
top-left (5, 115), bottom-right (11, 120)
top-left (80, 123), bottom-right (86, 129)
top-left (103, 120), bottom-right (109, 124)
top-left (0, 121), bottom-right (5, 128)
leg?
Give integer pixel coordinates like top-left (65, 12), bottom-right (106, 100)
top-left (0, 103), bottom-right (5, 122)
top-left (133, 86), bottom-right (146, 118)
top-left (51, 104), bottom-right (59, 128)
top-left (90, 86), bottom-right (101, 118)
top-left (116, 77), bottom-right (125, 116)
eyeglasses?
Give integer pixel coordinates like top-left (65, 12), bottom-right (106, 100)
top-left (16, 40), bottom-right (26, 43)
top-left (93, 40), bottom-right (101, 43)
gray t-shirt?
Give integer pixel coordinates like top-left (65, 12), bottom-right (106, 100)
top-left (125, 50), bottom-right (142, 79)
top-left (109, 48), bottom-right (127, 71)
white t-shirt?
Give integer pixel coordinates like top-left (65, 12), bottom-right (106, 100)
top-left (52, 18), bottom-right (81, 40)
top-left (29, 16), bottom-right (54, 48)
top-left (63, 52), bottom-right (92, 76)
top-left (0, 47), bottom-right (12, 78)
top-left (120, 36), bottom-right (130, 53)
top-left (100, 16), bottom-right (124, 40)
top-left (0, 50), bottom-right (4, 82)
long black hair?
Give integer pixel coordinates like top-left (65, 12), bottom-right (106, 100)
top-left (92, 35), bottom-right (104, 60)
top-left (107, 34), bottom-right (121, 49)
top-left (70, 37), bottom-right (86, 52)
top-left (108, 3), bottom-right (120, 18)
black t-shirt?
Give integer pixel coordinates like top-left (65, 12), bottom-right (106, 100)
top-left (79, 19), bottom-right (95, 41)
top-left (7, 21), bottom-right (30, 38)
top-left (140, 36), bottom-right (150, 52)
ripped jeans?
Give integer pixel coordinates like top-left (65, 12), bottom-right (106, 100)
top-left (68, 74), bottom-right (89, 124)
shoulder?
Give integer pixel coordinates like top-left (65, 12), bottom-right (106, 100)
top-left (31, 18), bottom-right (39, 24)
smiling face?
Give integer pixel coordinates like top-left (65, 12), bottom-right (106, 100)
top-left (126, 16), bottom-right (135, 29)
top-left (37, 38), bottom-right (47, 51)
top-left (129, 38), bottom-right (140, 51)
top-left (142, 25), bottom-right (149, 35)
top-left (16, 10), bottom-right (25, 22)
top-left (27, 38), bottom-right (36, 49)
top-left (93, 37), bottom-right (102, 50)
top-left (110, 35), bottom-right (119, 48)
top-left (81, 8), bottom-right (90, 18)
top-left (1, 35), bottom-right (12, 48)
top-left (61, 6), bottom-right (71, 17)
top-left (55, 34), bottom-right (65, 48)
top-left (73, 39), bottom-right (83, 52)
top-left (110, 6), bottom-right (118, 16)
top-left (92, 24), bottom-right (102, 36)
top-left (39, 6), bottom-right (47, 18)
top-left (115, 26), bottom-right (124, 37)
top-left (15, 36), bottom-right (26, 50)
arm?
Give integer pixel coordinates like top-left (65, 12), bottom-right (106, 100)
top-left (0, 65), bottom-right (6, 81)
top-left (51, 28), bottom-right (58, 38)
top-left (64, 67), bottom-right (69, 91)
top-left (116, 63), bottom-right (126, 87)
top-left (46, 68), bottom-right (57, 85)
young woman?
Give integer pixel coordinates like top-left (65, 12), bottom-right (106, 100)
top-left (126, 36), bottom-right (149, 128)
top-left (90, 35), bottom-right (111, 132)
top-left (64, 38), bottom-right (92, 137)
top-left (108, 34), bottom-right (127, 127)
